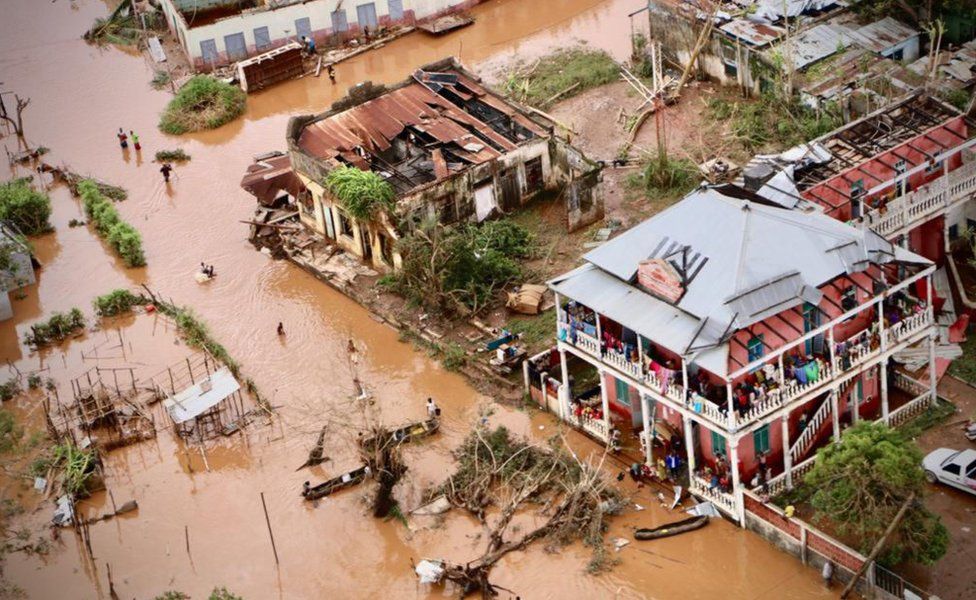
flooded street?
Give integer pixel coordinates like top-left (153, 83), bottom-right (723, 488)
top-left (0, 0), bottom-right (834, 597)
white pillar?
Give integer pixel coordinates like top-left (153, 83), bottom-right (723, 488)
top-left (641, 393), bottom-right (652, 465)
top-left (637, 335), bottom-right (645, 372)
top-left (878, 297), bottom-right (887, 350)
top-left (730, 438), bottom-right (744, 526)
top-left (782, 415), bottom-right (792, 489)
top-left (683, 415), bottom-right (696, 473)
top-left (852, 376), bottom-right (860, 423)
top-left (522, 359), bottom-right (531, 397)
top-left (559, 348), bottom-right (570, 421)
top-left (828, 327), bottom-right (836, 371)
top-left (681, 359), bottom-right (689, 405)
top-left (928, 332), bottom-right (938, 403)
top-left (830, 388), bottom-right (840, 443)
top-left (726, 381), bottom-right (735, 429)
top-left (881, 360), bottom-right (889, 423)
top-left (600, 370), bottom-right (611, 439)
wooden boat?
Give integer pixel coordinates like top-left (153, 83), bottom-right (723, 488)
top-left (634, 515), bottom-right (708, 540)
top-left (361, 418), bottom-right (440, 451)
top-left (418, 14), bottom-right (474, 35)
top-left (302, 465), bottom-right (370, 500)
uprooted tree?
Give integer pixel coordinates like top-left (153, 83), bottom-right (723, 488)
top-left (803, 421), bottom-right (949, 566)
top-left (431, 425), bottom-right (622, 596)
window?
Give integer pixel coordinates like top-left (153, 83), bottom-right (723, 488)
top-left (841, 287), bottom-right (857, 311)
top-left (850, 179), bottom-right (865, 218)
top-left (926, 159), bottom-right (944, 174)
top-left (711, 430), bottom-right (727, 457)
top-left (294, 17), bottom-right (312, 40)
top-left (524, 157), bottom-right (544, 194)
top-left (388, 0), bottom-right (404, 21)
top-left (747, 335), bottom-right (764, 363)
top-left (802, 302), bottom-right (820, 355)
top-left (949, 224), bottom-right (959, 241)
top-left (356, 3), bottom-right (378, 29)
top-left (200, 39), bottom-right (218, 64)
top-left (378, 233), bottom-right (393, 265)
top-left (331, 9), bottom-right (349, 33)
top-left (943, 463), bottom-right (961, 476)
top-left (614, 378), bottom-right (631, 407)
top-left (338, 210), bottom-right (354, 237)
top-left (753, 425), bottom-right (770, 455)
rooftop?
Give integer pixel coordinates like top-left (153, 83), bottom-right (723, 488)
top-left (291, 59), bottom-right (549, 196)
top-left (551, 186), bottom-right (928, 375)
top-left (792, 95), bottom-right (963, 191)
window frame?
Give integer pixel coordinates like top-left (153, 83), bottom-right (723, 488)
top-left (753, 425), bottom-right (770, 455)
top-left (711, 430), bottom-right (727, 457)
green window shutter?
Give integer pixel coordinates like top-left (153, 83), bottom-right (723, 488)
top-left (614, 378), bottom-right (630, 407)
top-left (711, 430), bottom-right (727, 456)
top-left (753, 425), bottom-right (770, 454)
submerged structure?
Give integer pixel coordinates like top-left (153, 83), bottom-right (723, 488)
top-left (0, 222), bottom-right (36, 322)
top-left (156, 0), bottom-right (484, 70)
top-left (281, 57), bottom-right (601, 271)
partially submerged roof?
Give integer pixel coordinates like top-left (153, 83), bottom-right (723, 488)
top-left (164, 367), bottom-right (240, 424)
top-left (847, 17), bottom-right (918, 54)
top-left (552, 187), bottom-right (929, 375)
top-left (292, 59), bottom-right (548, 196)
top-left (752, 0), bottom-right (841, 22)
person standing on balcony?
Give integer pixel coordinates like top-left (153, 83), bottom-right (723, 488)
top-left (799, 411), bottom-right (809, 433)
top-left (665, 450), bottom-right (681, 481)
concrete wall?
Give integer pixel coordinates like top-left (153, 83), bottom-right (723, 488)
top-left (159, 0), bottom-right (481, 69)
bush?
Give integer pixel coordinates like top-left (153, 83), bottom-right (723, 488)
top-left (642, 156), bottom-right (701, 196)
top-left (23, 308), bottom-right (86, 347)
top-left (93, 289), bottom-right (144, 317)
top-left (324, 166), bottom-right (396, 220)
top-left (159, 76), bottom-right (246, 135)
top-left (78, 180), bottom-right (146, 267)
top-left (706, 95), bottom-right (841, 151)
top-left (0, 409), bottom-right (23, 454)
top-left (0, 378), bottom-right (20, 402)
top-left (0, 179), bottom-right (53, 235)
top-left (506, 47), bottom-right (619, 107)
top-left (155, 149), bottom-right (191, 162)
top-left (441, 343), bottom-right (468, 371)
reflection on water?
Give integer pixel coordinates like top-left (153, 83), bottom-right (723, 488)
top-left (0, 0), bottom-right (832, 597)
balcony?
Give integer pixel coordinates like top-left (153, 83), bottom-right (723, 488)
top-left (689, 473), bottom-right (738, 516)
top-left (558, 291), bottom-right (932, 432)
top-left (861, 160), bottom-right (976, 239)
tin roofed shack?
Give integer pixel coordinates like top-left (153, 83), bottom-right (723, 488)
top-left (284, 57), bottom-right (602, 272)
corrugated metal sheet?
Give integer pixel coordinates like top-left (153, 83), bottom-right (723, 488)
top-left (163, 368), bottom-right (240, 424)
top-left (847, 17), bottom-right (918, 53)
top-left (297, 69), bottom-right (547, 176)
top-left (240, 153), bottom-right (304, 206)
top-left (578, 187), bottom-right (929, 340)
top-left (720, 19), bottom-right (783, 47)
top-left (785, 23), bottom-right (853, 70)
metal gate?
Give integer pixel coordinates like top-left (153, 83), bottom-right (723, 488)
top-left (357, 2), bottom-right (378, 29)
top-left (253, 26), bottom-right (271, 50)
top-left (388, 0), bottom-right (404, 21)
top-left (223, 32), bottom-right (247, 61)
top-left (294, 17), bottom-right (312, 40)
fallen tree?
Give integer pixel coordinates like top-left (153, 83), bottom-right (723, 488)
top-left (427, 425), bottom-right (622, 596)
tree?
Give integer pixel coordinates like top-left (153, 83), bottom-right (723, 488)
top-left (804, 421), bottom-right (948, 565)
top-left (0, 93), bottom-right (30, 137)
top-left (324, 166), bottom-right (396, 221)
top-left (0, 179), bottom-right (52, 235)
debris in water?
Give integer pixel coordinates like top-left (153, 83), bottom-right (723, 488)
top-left (415, 559), bottom-right (445, 584)
top-left (613, 537), bottom-right (630, 552)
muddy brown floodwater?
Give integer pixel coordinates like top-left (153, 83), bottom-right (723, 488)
top-left (0, 0), bottom-right (836, 598)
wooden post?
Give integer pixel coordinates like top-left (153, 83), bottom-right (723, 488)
top-left (185, 525), bottom-right (192, 562)
top-left (186, 358), bottom-right (195, 385)
top-left (168, 367), bottom-right (176, 395)
top-left (260, 492), bottom-right (280, 566)
top-left (840, 492), bottom-right (916, 599)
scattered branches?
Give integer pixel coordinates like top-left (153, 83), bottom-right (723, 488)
top-left (23, 309), bottom-right (86, 348)
top-left (0, 94), bottom-right (30, 137)
top-left (154, 149), bottom-right (191, 163)
top-left (324, 166), bottom-right (396, 221)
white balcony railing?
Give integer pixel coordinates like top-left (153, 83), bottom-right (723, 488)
top-left (690, 473), bottom-right (738, 516)
top-left (887, 392), bottom-right (933, 428)
top-left (862, 160), bottom-right (976, 238)
top-left (789, 393), bottom-right (835, 464)
top-left (570, 412), bottom-right (609, 442)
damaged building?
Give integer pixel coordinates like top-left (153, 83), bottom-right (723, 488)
top-left (157, 0), bottom-right (484, 70)
top-left (278, 57), bottom-right (601, 271)
top-left (641, 0), bottom-right (924, 110)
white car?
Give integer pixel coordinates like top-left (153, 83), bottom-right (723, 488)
top-left (923, 448), bottom-right (976, 495)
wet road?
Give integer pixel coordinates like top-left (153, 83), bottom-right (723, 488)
top-left (0, 0), bottom-right (835, 597)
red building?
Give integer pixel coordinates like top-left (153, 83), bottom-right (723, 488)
top-left (546, 186), bottom-right (938, 522)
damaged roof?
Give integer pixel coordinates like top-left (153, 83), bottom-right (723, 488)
top-left (294, 62), bottom-right (548, 195)
top-left (240, 152), bottom-right (305, 206)
top-left (847, 17), bottom-right (918, 53)
top-left (551, 186), bottom-right (929, 375)
top-left (720, 19), bottom-right (784, 47)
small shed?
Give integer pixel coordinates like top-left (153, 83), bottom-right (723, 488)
top-left (163, 367), bottom-right (241, 437)
top-left (847, 17), bottom-right (920, 63)
top-left (237, 42), bottom-right (304, 93)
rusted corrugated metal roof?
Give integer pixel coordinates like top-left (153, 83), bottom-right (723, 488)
top-left (240, 153), bottom-right (304, 206)
top-left (297, 70), bottom-right (547, 175)
top-left (720, 19), bottom-right (783, 47)
top-left (847, 17), bottom-right (918, 53)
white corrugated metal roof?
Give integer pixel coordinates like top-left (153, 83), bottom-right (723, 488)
top-left (163, 367), bottom-right (240, 424)
top-left (554, 187), bottom-right (931, 375)
top-left (784, 23), bottom-right (853, 70)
